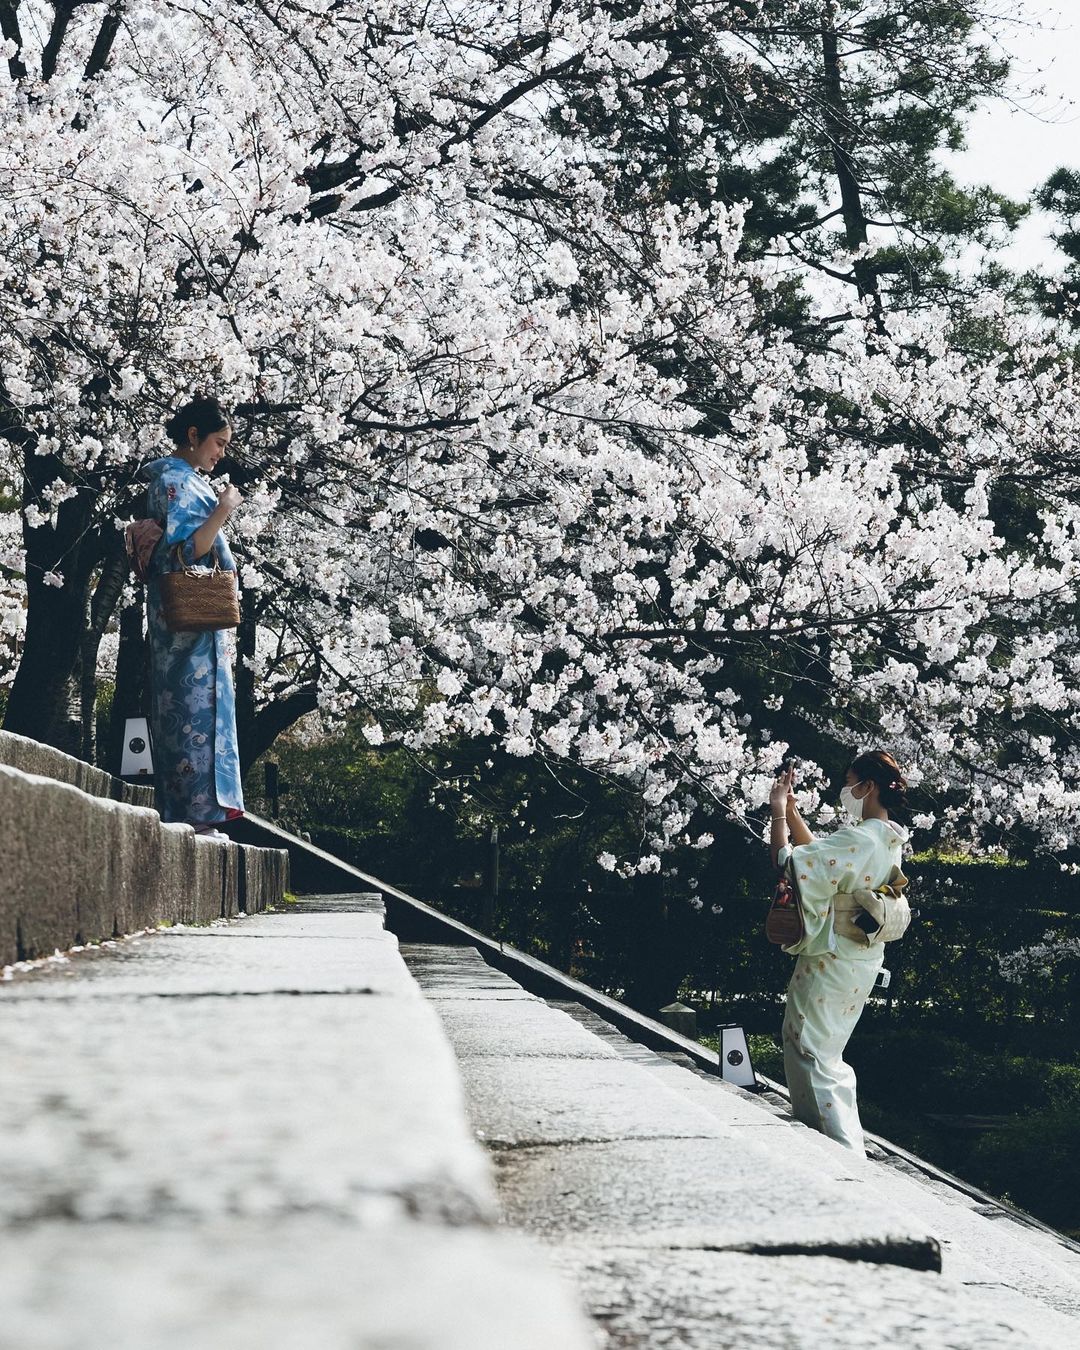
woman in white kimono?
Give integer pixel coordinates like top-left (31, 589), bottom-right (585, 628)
top-left (768, 750), bottom-right (909, 1155)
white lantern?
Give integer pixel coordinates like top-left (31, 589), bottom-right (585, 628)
top-left (717, 1023), bottom-right (757, 1090)
top-left (120, 717), bottom-right (155, 778)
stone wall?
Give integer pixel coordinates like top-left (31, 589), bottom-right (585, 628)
top-left (0, 734), bottom-right (289, 967)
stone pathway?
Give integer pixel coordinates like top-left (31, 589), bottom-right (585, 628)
top-left (402, 942), bottom-right (1080, 1349)
top-left (0, 895), bottom-right (590, 1350)
top-left (6, 885), bottom-right (1078, 1349)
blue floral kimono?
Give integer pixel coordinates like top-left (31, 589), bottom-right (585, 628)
top-left (143, 456), bottom-right (244, 825)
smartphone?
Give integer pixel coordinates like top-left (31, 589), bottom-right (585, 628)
top-left (874, 967), bottom-right (892, 990)
top-left (853, 909), bottom-right (880, 935)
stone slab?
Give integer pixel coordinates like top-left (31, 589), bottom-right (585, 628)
top-left (427, 955), bottom-right (943, 1267)
top-left (551, 1000), bottom-right (793, 1125)
top-left (671, 1055), bottom-right (1080, 1319)
top-left (430, 999), bottom-right (620, 1059)
top-left (494, 1137), bottom-right (938, 1267)
top-left (459, 1056), bottom-right (729, 1147)
top-left (0, 988), bottom-right (493, 1227)
top-left (832, 1154), bottom-right (1080, 1321)
top-left (649, 1062), bottom-right (811, 1130)
top-left (0, 1219), bottom-right (593, 1350)
top-left (285, 891), bottom-right (384, 913)
top-left (233, 911), bottom-right (391, 939)
top-left (0, 762), bottom-right (288, 966)
top-left (552, 1244), bottom-right (1080, 1349)
top-left (415, 946), bottom-right (1080, 1340)
top-left (0, 727), bottom-right (156, 808)
top-left (494, 980), bottom-right (1080, 1333)
top-left (1, 920), bottom-right (408, 999)
top-left (240, 841), bottom-right (291, 914)
top-left (565, 999), bottom-right (1079, 1307)
top-left (401, 942), bottom-right (529, 991)
top-left (0, 898), bottom-right (593, 1350)
top-left (421, 988), bottom-right (540, 1002)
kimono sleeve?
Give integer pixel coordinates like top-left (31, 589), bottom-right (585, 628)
top-left (153, 466), bottom-right (214, 566)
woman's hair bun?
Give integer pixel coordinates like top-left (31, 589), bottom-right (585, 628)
top-left (164, 392), bottom-right (231, 446)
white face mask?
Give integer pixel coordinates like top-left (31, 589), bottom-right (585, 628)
top-left (839, 783), bottom-right (867, 820)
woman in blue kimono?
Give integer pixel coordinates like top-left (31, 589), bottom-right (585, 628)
top-left (144, 395), bottom-right (245, 836)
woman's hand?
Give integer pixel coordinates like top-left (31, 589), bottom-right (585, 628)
top-left (190, 484), bottom-right (243, 559)
top-left (769, 765), bottom-right (795, 867)
top-left (770, 764), bottom-right (796, 814)
top-left (217, 483), bottom-right (242, 516)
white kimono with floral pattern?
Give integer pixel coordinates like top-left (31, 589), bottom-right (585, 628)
top-left (777, 817), bottom-right (908, 1155)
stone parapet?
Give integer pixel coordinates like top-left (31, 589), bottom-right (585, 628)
top-left (0, 729), bottom-right (157, 809)
top-left (0, 762), bottom-right (289, 967)
top-left (0, 894), bottom-right (592, 1348)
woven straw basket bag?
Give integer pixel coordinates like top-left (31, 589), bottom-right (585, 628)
top-left (158, 543), bottom-right (240, 633)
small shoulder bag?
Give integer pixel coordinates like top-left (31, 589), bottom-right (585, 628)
top-left (765, 861), bottom-right (806, 947)
top-left (158, 542), bottom-right (240, 633)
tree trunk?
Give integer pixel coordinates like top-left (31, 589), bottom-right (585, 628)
top-left (6, 582), bottom-right (87, 752)
top-left (80, 539), bottom-right (130, 763)
top-left (58, 622), bottom-right (85, 758)
top-left (235, 595), bottom-right (258, 773)
top-left (3, 422), bottom-right (109, 750)
top-left (3, 537), bottom-right (95, 750)
top-left (820, 12), bottom-right (880, 310)
top-left (80, 629), bottom-right (98, 763)
top-left (623, 871), bottom-right (681, 1014)
top-left (84, 4), bottom-right (123, 80)
top-left (234, 586), bottom-right (321, 772)
top-left (0, 2), bottom-right (28, 81)
top-left (41, 0), bottom-right (77, 82)
top-left (244, 684), bottom-right (320, 774)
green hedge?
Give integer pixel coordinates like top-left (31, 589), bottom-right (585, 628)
top-left (854, 1029), bottom-right (1080, 1237)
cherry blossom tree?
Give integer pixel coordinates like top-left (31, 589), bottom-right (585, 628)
top-left (2, 0), bottom-right (1080, 869)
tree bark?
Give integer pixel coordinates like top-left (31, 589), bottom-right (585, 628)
top-left (80, 536), bottom-right (130, 763)
top-left (622, 871), bottom-right (682, 1014)
top-left (3, 464), bottom-right (98, 748)
top-left (0, 1), bottom-right (27, 81)
top-left (820, 12), bottom-right (880, 310)
top-left (234, 587), bottom-right (320, 772)
top-left (84, 3), bottom-right (122, 81)
top-left (5, 573), bottom-right (91, 748)
top-left (41, 0), bottom-right (76, 82)
top-left (242, 684), bottom-right (320, 775)
top-left (235, 595), bottom-right (258, 773)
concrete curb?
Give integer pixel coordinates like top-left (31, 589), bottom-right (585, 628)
top-left (0, 762), bottom-right (289, 967)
